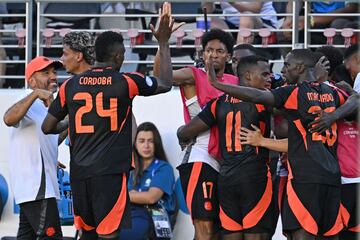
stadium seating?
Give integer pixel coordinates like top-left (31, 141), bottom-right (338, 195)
top-left (1, 0), bottom-right (358, 88)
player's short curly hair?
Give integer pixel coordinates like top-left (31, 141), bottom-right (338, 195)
top-left (316, 46), bottom-right (343, 76)
top-left (237, 55), bottom-right (268, 78)
top-left (95, 31), bottom-right (124, 62)
top-left (201, 28), bottom-right (235, 55)
top-left (344, 44), bottom-right (359, 60)
top-left (290, 48), bottom-right (316, 68)
top-left (63, 31), bottom-right (95, 65)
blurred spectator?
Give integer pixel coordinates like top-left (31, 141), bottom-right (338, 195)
top-left (232, 44), bottom-right (257, 76)
top-left (314, 46), bottom-right (344, 83)
top-left (344, 44), bottom-right (360, 83)
top-left (203, 2), bottom-right (278, 44)
top-left (101, 2), bottom-right (126, 15)
top-left (99, 3), bottom-right (127, 29)
top-left (280, 2), bottom-right (359, 50)
top-left (0, 3), bottom-right (7, 88)
top-left (119, 122), bottom-right (176, 240)
top-left (316, 46), bottom-right (343, 76)
top-left (309, 2), bottom-right (358, 32)
top-left (331, 64), bottom-right (353, 87)
top-left (99, 2), bottom-right (161, 74)
top-left (44, 3), bottom-right (101, 29)
top-left (99, 2), bottom-right (159, 29)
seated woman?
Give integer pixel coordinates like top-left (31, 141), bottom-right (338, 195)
top-left (119, 122), bottom-right (176, 240)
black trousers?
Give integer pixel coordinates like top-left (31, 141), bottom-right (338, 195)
top-left (17, 198), bottom-right (62, 240)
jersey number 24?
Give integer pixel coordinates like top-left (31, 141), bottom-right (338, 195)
top-left (73, 92), bottom-right (118, 133)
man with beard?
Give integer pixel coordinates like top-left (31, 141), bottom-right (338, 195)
top-left (3, 56), bottom-right (65, 239)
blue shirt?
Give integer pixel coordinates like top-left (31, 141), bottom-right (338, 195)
top-left (312, 2), bottom-right (345, 13)
top-left (128, 159), bottom-right (175, 214)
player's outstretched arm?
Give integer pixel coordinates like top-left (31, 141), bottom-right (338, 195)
top-left (152, 4), bottom-right (190, 87)
top-left (240, 124), bottom-right (288, 153)
top-left (3, 89), bottom-right (53, 127)
top-left (153, 52), bottom-right (195, 87)
top-left (309, 93), bottom-right (360, 133)
top-left (42, 113), bottom-right (68, 134)
top-left (177, 116), bottom-right (210, 148)
top-left (151, 2), bottom-right (185, 93)
top-left (207, 58), bottom-right (275, 106)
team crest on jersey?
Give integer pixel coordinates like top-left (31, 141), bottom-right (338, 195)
top-left (145, 76), bottom-right (153, 87)
top-left (145, 178), bottom-right (151, 187)
top-left (204, 201), bottom-right (212, 211)
top-left (46, 227), bottom-right (55, 237)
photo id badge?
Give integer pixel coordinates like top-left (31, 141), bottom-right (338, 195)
top-left (150, 207), bottom-right (173, 239)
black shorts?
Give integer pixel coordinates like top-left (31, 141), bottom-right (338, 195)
top-left (17, 198), bottom-right (62, 239)
top-left (282, 181), bottom-right (342, 237)
top-left (341, 183), bottom-right (360, 232)
top-left (71, 173), bottom-right (131, 235)
top-left (268, 173), bottom-right (283, 237)
top-left (218, 172), bottom-right (273, 234)
top-left (177, 162), bottom-right (219, 221)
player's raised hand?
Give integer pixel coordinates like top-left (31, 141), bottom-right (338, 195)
top-left (315, 56), bottom-right (330, 81)
top-left (150, 2), bottom-right (174, 44)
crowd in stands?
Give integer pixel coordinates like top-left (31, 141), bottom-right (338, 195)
top-left (1, 1), bottom-right (359, 240)
top-left (0, 1), bottom-right (359, 88)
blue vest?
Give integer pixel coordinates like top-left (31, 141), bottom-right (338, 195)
top-left (128, 159), bottom-right (175, 214)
